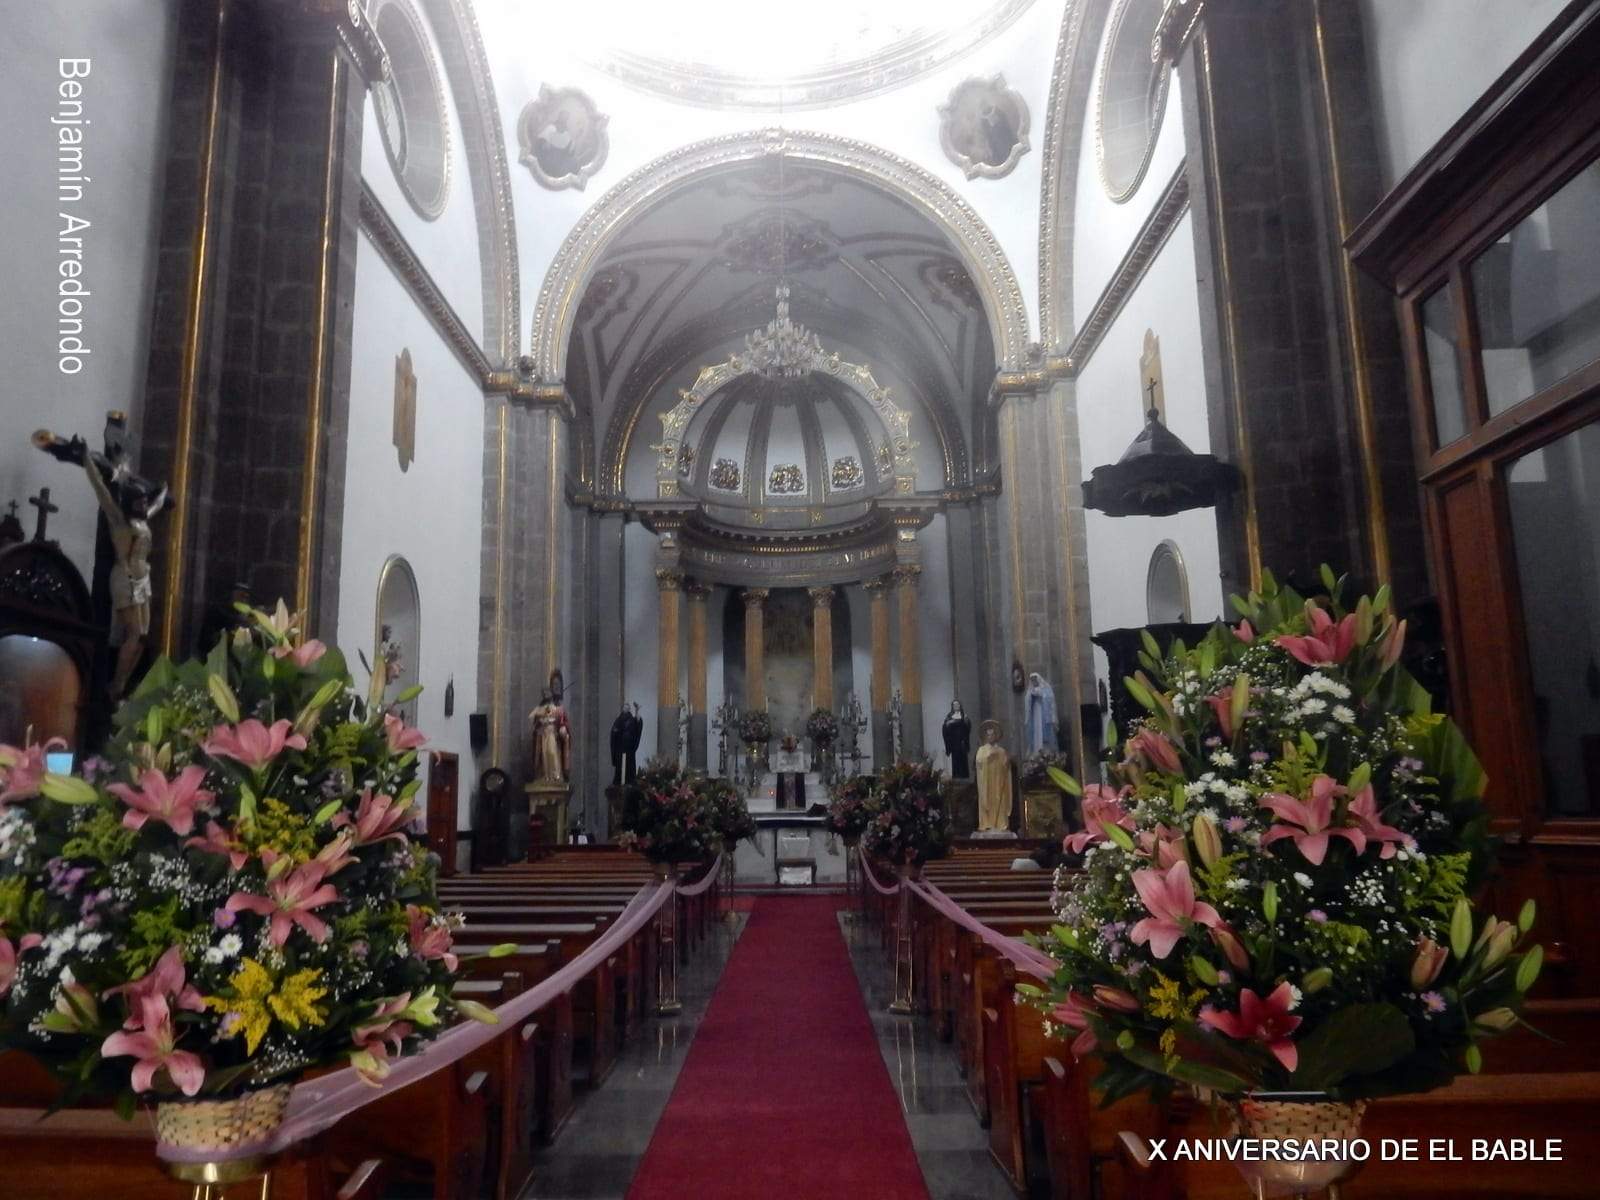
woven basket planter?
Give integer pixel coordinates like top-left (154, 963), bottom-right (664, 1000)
top-left (155, 1083), bottom-right (293, 1154)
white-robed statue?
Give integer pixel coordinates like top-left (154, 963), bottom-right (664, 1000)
top-left (1025, 672), bottom-right (1057, 754)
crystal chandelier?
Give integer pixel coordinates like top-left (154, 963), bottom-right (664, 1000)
top-left (743, 282), bottom-right (824, 378)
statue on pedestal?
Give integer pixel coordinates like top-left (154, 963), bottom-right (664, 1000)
top-left (942, 700), bottom-right (972, 778)
top-left (1026, 672), bottom-right (1058, 754)
top-left (530, 688), bottom-right (571, 783)
top-left (975, 719), bottom-right (1012, 832)
top-left (610, 700), bottom-right (643, 785)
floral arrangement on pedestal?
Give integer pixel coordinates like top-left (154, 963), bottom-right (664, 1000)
top-left (805, 708), bottom-right (839, 748)
top-left (694, 776), bottom-right (756, 852)
top-left (615, 776), bottom-right (718, 865)
top-left (737, 710), bottom-right (771, 749)
top-left (826, 774), bottom-right (877, 842)
top-left (862, 761), bottom-right (952, 867)
top-left (1033, 569), bottom-right (1542, 1106)
top-left (0, 603), bottom-right (489, 1127)
top-left (1020, 748), bottom-right (1072, 790)
top-left (634, 757), bottom-right (686, 797)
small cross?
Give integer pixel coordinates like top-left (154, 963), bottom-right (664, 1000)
top-left (1145, 375), bottom-right (1162, 414)
top-left (28, 487), bottom-right (59, 542)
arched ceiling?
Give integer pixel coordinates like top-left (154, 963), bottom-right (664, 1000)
top-left (565, 160), bottom-right (997, 495)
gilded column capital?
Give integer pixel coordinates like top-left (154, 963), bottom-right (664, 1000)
top-left (892, 564), bottom-right (923, 587)
top-left (808, 585), bottom-right (835, 609)
top-left (862, 575), bottom-right (894, 594)
top-left (742, 587), bottom-right (770, 608)
top-left (654, 568), bottom-right (684, 591)
top-left (683, 580), bottom-right (712, 600)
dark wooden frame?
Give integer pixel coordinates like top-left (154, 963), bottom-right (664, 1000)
top-left (0, 539), bottom-right (104, 751)
top-left (1349, 0), bottom-right (1600, 996)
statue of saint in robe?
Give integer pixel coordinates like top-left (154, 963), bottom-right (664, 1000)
top-left (1026, 672), bottom-right (1058, 754)
top-left (610, 701), bottom-right (643, 785)
top-left (975, 719), bottom-right (1012, 832)
top-left (942, 700), bottom-right (972, 779)
top-left (530, 690), bottom-right (570, 783)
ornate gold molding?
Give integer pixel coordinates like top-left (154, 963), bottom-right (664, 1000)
top-left (808, 585), bottom-right (835, 608)
top-left (530, 128), bottom-right (1033, 379)
top-left (1036, 0), bottom-right (1095, 349)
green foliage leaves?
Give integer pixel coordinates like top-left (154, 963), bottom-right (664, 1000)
top-left (1291, 1004), bottom-right (1415, 1092)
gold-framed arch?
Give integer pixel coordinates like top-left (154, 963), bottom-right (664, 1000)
top-left (529, 128), bottom-right (1034, 382)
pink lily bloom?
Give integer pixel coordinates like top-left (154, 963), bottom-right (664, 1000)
top-left (350, 788), bottom-right (415, 847)
top-left (1130, 860), bottom-right (1223, 959)
top-left (1048, 991), bottom-right (1100, 1058)
top-left (103, 945), bottom-right (206, 1027)
top-left (203, 719), bottom-right (307, 771)
top-left (383, 713), bottom-right (427, 754)
top-left (1274, 606), bottom-right (1359, 667)
top-left (185, 821), bottom-right (250, 871)
top-left (109, 765), bottom-right (214, 837)
top-left (1346, 786), bottom-right (1412, 859)
top-left (0, 737), bottom-right (65, 805)
top-left (1127, 728), bottom-right (1182, 775)
top-left (1205, 692), bottom-right (1237, 740)
top-left (1259, 775), bottom-right (1365, 866)
top-left (1135, 823), bottom-right (1188, 870)
top-left (1062, 785), bottom-right (1135, 854)
top-left (1200, 982), bottom-right (1303, 1072)
top-left (270, 638), bottom-right (327, 669)
top-left (350, 995), bottom-right (416, 1085)
top-left (0, 933), bottom-right (42, 997)
top-left (1234, 620), bottom-right (1256, 644)
top-left (312, 832), bottom-right (358, 876)
top-left (1380, 619), bottom-right (1407, 669)
top-left (406, 905), bottom-right (459, 972)
top-left (1210, 925), bottom-right (1251, 971)
top-left (102, 995), bottom-right (206, 1096)
top-left (226, 862), bottom-right (340, 946)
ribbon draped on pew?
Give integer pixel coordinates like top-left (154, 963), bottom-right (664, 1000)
top-left (157, 854), bottom-right (723, 1166)
top-left (858, 853), bottom-right (902, 896)
top-left (906, 878), bottom-right (1059, 982)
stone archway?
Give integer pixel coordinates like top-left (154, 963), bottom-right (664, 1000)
top-left (529, 128), bottom-right (1034, 380)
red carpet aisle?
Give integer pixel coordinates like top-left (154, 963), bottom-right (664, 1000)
top-left (627, 895), bottom-right (931, 1199)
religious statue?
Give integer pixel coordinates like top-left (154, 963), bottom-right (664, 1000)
top-left (34, 425), bottom-right (168, 697)
top-left (610, 700), bottom-right (643, 786)
top-left (942, 700), bottom-right (972, 779)
top-left (1026, 671), bottom-right (1058, 754)
top-left (530, 689), bottom-right (571, 783)
top-left (975, 719), bottom-right (1013, 832)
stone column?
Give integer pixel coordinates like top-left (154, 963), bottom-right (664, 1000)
top-left (685, 580), bottom-right (711, 771)
top-left (865, 576), bottom-right (893, 766)
top-left (809, 586), bottom-right (835, 712)
top-left (656, 570), bottom-right (682, 759)
top-left (896, 566), bottom-right (924, 760)
top-left (742, 588), bottom-right (769, 711)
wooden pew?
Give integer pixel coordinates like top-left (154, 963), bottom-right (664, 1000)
top-left (0, 1110), bottom-right (390, 1200)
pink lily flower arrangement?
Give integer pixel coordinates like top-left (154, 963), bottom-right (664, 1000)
top-left (0, 601), bottom-right (486, 1112)
top-left (1031, 568), bottom-right (1541, 1102)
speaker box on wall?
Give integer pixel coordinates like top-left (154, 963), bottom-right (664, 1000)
top-left (469, 712), bottom-right (488, 752)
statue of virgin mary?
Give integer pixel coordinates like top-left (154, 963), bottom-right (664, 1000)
top-left (1025, 672), bottom-right (1057, 754)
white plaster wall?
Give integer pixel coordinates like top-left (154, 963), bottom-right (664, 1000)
top-left (360, 0), bottom-right (487, 347)
top-left (477, 0), bottom-right (1071, 355)
top-left (339, 234), bottom-right (484, 823)
top-left (1073, 212), bottom-right (1223, 686)
top-left (1360, 0), bottom-right (1570, 188)
top-left (1069, 18), bottom-right (1186, 327)
top-left (0, 1), bottom-right (178, 577)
